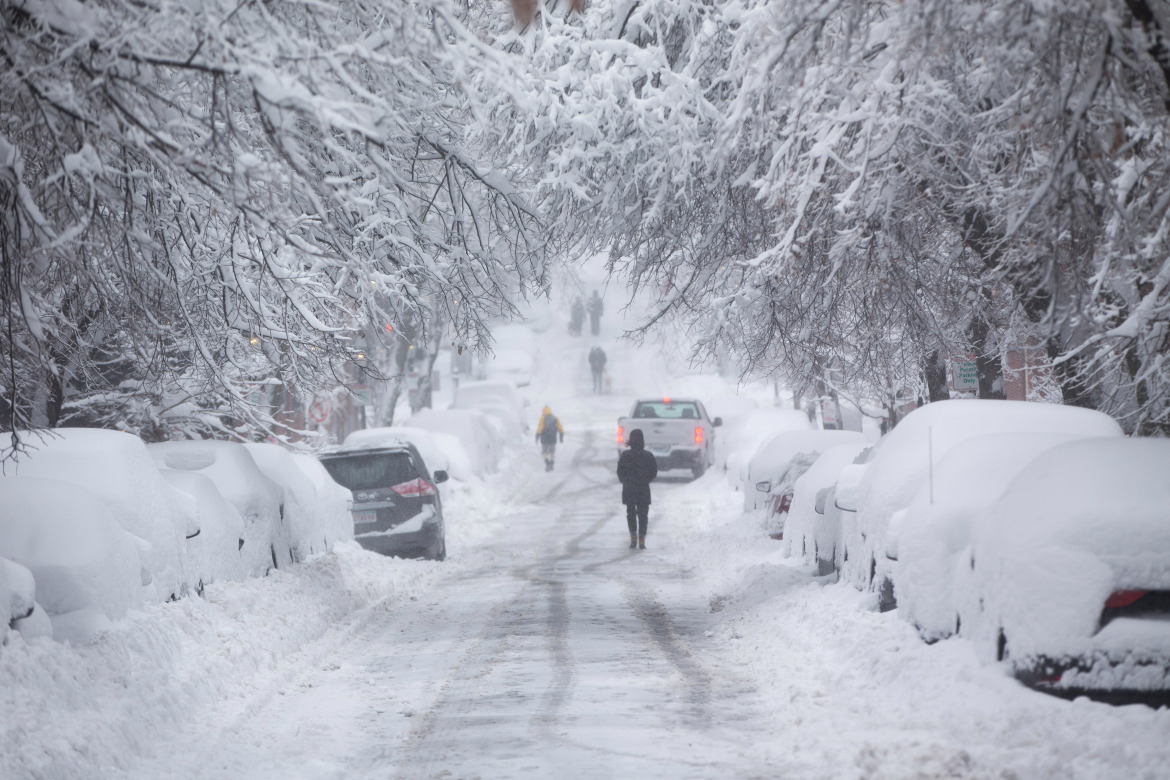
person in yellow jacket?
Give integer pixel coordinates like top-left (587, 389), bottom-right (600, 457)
top-left (535, 405), bottom-right (565, 471)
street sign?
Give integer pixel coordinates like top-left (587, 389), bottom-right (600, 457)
top-left (953, 356), bottom-right (978, 391)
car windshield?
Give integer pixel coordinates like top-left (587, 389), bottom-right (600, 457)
top-left (320, 451), bottom-right (417, 490)
top-left (633, 401), bottom-right (700, 419)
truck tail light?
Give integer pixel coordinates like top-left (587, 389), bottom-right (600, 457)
top-left (617, 425), bottom-right (624, 444)
top-left (694, 426), bottom-right (703, 444)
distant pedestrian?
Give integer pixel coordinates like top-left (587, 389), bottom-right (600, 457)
top-left (617, 428), bottom-right (658, 549)
top-left (587, 291), bottom-right (603, 336)
top-left (536, 405), bottom-right (565, 471)
top-left (569, 298), bottom-right (585, 336)
top-left (588, 346), bottom-right (607, 393)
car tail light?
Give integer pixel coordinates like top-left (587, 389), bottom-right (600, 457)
top-left (1104, 590), bottom-right (1147, 609)
top-left (391, 479), bottom-right (437, 497)
top-left (617, 425), bottom-right (624, 444)
top-left (694, 426), bottom-right (703, 444)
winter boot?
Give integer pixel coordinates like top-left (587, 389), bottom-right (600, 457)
top-left (629, 534), bottom-right (637, 549)
top-left (638, 535), bottom-right (646, 550)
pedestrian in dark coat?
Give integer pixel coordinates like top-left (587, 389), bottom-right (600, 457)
top-left (617, 428), bottom-right (658, 549)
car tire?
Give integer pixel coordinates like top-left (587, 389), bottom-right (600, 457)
top-left (691, 460), bottom-right (706, 479)
top-left (430, 537), bottom-right (447, 562)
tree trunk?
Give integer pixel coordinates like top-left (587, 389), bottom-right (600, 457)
top-left (923, 351), bottom-right (950, 403)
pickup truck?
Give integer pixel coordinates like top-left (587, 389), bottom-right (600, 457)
top-left (617, 398), bottom-right (722, 478)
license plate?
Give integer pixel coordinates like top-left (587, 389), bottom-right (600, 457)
top-left (353, 510), bottom-right (378, 525)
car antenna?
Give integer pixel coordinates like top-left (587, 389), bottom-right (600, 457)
top-left (927, 424), bottom-right (934, 505)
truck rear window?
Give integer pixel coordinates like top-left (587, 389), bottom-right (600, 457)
top-left (633, 401), bottom-right (700, 420)
top-left (320, 452), bottom-right (417, 491)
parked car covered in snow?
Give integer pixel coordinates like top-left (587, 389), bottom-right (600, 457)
top-left (783, 441), bottom-right (871, 571)
top-left (449, 380), bottom-right (530, 443)
top-left (745, 428), bottom-right (869, 514)
top-left (0, 477), bottom-right (146, 644)
top-left (319, 441), bottom-right (449, 561)
top-left (617, 397), bottom-right (722, 478)
top-left (895, 430), bottom-right (1122, 642)
top-left (833, 400), bottom-right (1123, 612)
top-left (15, 429), bottom-right (196, 602)
top-left (149, 440), bottom-right (292, 578)
top-left (404, 407), bottom-right (501, 476)
top-left (955, 437), bottom-right (1170, 699)
top-left (722, 407), bottom-right (812, 486)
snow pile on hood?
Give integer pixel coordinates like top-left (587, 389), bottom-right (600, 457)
top-left (244, 443), bottom-right (349, 563)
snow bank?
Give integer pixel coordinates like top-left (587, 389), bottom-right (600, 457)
top-left (962, 437), bottom-right (1170, 668)
top-left (12, 429), bottom-right (195, 601)
top-left (0, 477), bottom-right (145, 644)
top-left (149, 441), bottom-right (291, 577)
top-left (0, 545), bottom-right (444, 778)
top-left (404, 407), bottom-right (500, 476)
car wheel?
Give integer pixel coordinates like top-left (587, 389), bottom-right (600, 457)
top-left (691, 460), bottom-right (706, 479)
top-left (430, 537), bottom-right (447, 562)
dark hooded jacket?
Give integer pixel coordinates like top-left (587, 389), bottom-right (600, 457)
top-left (617, 428), bottom-right (658, 505)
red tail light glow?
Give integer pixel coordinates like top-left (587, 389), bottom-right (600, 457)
top-left (617, 425), bottom-right (624, 444)
top-left (694, 426), bottom-right (703, 444)
top-left (391, 479), bottom-right (437, 498)
top-left (1104, 590), bottom-right (1147, 609)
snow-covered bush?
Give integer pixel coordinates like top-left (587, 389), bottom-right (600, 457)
top-left (956, 437), bottom-right (1170, 693)
top-left (722, 408), bottom-right (812, 488)
top-left (148, 441), bottom-right (290, 577)
top-left (895, 431), bottom-right (1120, 642)
top-left (403, 408), bottom-right (500, 476)
top-left (12, 429), bottom-right (196, 601)
top-left (0, 477), bottom-right (146, 644)
top-left (784, 442), bottom-right (870, 566)
top-left (844, 400), bottom-right (1124, 608)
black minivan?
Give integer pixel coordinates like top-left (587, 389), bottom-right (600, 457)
top-left (319, 443), bottom-right (448, 560)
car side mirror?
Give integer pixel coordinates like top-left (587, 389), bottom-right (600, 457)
top-left (433, 470), bottom-right (449, 484)
top-left (713, 417), bottom-right (723, 427)
top-left (833, 463), bottom-right (867, 512)
top-left (814, 487), bottom-right (830, 515)
top-left (755, 480), bottom-right (772, 493)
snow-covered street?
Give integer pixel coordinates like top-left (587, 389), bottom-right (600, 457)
top-left (4, 289), bottom-right (1170, 780)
